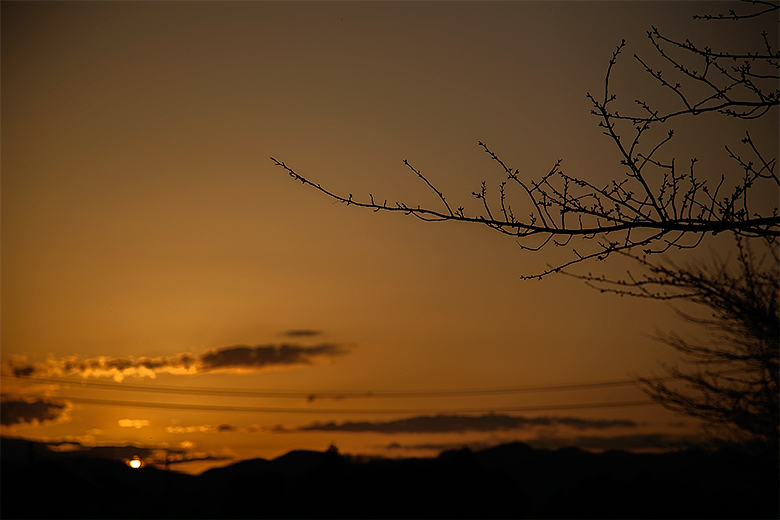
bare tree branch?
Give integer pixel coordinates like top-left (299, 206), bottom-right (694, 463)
top-left (272, 0), bottom-right (779, 279)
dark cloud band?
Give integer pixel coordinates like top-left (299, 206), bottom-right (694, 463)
top-left (200, 343), bottom-right (345, 370)
top-left (526, 433), bottom-right (696, 451)
top-left (0, 436), bottom-right (230, 466)
top-left (281, 330), bottom-right (323, 337)
top-left (288, 414), bottom-right (637, 434)
top-left (1, 398), bottom-right (68, 426)
top-left (385, 432), bottom-right (695, 453)
top-left (4, 342), bottom-right (348, 381)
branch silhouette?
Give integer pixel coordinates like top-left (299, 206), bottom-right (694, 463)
top-left (272, 1), bottom-right (778, 278)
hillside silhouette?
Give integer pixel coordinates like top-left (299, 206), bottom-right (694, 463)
top-left (1, 437), bottom-right (777, 519)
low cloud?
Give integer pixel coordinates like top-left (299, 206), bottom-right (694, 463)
top-left (118, 419), bottom-right (150, 429)
top-left (556, 417), bottom-right (639, 430)
top-left (281, 329), bottom-right (323, 337)
top-left (165, 454), bottom-right (234, 465)
top-left (281, 414), bottom-right (637, 434)
top-left (386, 441), bottom-right (493, 452)
top-left (200, 344), bottom-right (344, 370)
top-left (4, 343), bottom-right (348, 381)
top-left (167, 423), bottom-right (239, 434)
top-left (526, 433), bottom-right (697, 451)
top-left (0, 398), bottom-right (69, 427)
top-left (12, 366), bottom-right (35, 377)
top-left (384, 432), bottom-right (696, 454)
top-left (0, 436), bottom-right (232, 466)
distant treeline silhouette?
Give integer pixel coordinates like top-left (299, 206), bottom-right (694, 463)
top-left (2, 437), bottom-right (777, 519)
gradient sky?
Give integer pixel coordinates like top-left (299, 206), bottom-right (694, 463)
top-left (2, 1), bottom-right (778, 474)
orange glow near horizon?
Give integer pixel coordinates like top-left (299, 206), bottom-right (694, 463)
top-left (1, 1), bottom-right (776, 474)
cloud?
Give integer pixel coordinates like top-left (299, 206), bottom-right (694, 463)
top-left (200, 343), bottom-right (345, 370)
top-left (1, 436), bottom-right (233, 466)
top-left (281, 414), bottom-right (638, 434)
top-left (281, 329), bottom-right (323, 337)
top-left (3, 342), bottom-right (348, 381)
top-left (0, 398), bottom-right (69, 427)
top-left (54, 443), bottom-right (183, 463)
top-left (46, 441), bottom-right (83, 452)
top-left (118, 419), bottom-right (150, 429)
top-left (166, 423), bottom-right (239, 434)
top-left (556, 417), bottom-right (639, 430)
top-left (386, 441), bottom-right (493, 452)
top-left (12, 366), bottom-right (35, 377)
top-left (165, 454), bottom-right (233, 465)
top-left (526, 433), bottom-right (697, 451)
top-left (384, 432), bottom-right (697, 454)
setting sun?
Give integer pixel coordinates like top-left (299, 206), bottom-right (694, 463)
top-left (127, 456), bottom-right (143, 469)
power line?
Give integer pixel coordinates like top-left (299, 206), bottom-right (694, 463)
top-left (1, 372), bottom-right (653, 399)
top-left (0, 393), bottom-right (659, 414)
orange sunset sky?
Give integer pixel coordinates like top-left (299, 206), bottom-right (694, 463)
top-left (2, 1), bottom-right (778, 474)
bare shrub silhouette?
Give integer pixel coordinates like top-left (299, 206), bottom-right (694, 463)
top-left (569, 236), bottom-right (779, 463)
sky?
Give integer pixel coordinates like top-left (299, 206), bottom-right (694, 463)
top-left (2, 1), bottom-right (778, 475)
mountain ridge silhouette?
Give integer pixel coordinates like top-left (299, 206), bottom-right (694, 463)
top-left (2, 436), bottom-right (777, 519)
